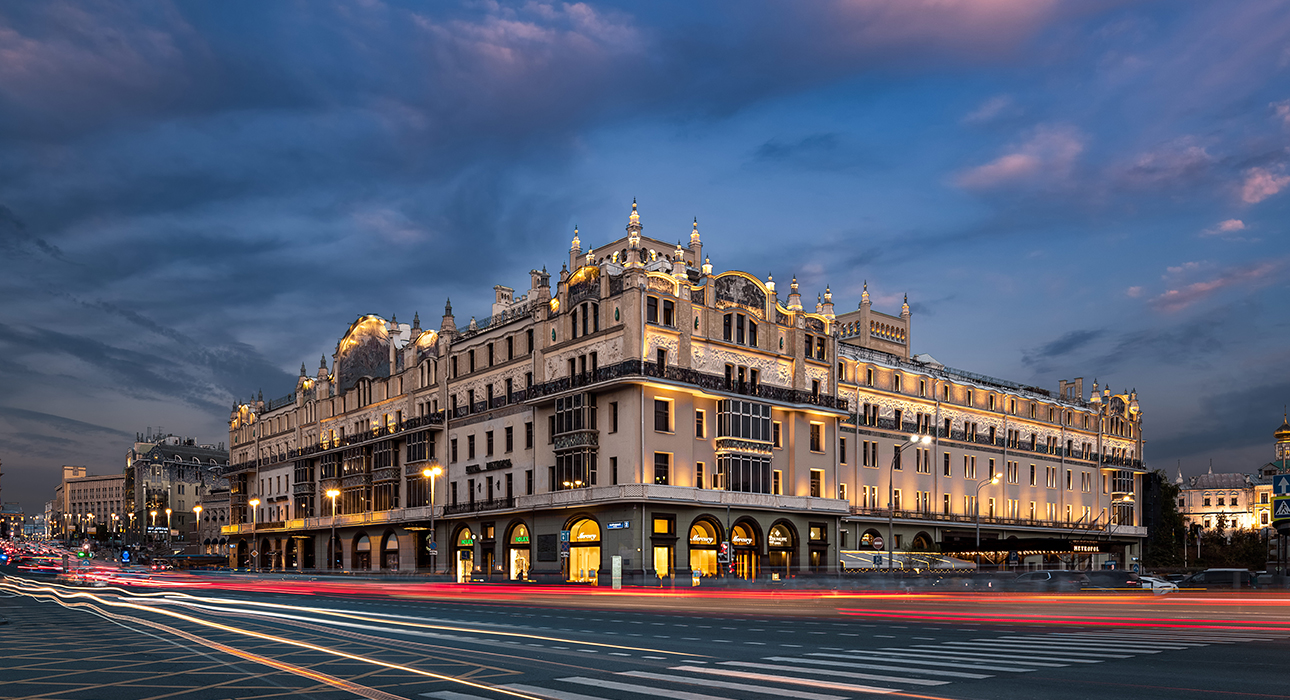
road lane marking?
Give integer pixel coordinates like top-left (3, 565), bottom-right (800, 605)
top-left (670, 665), bottom-right (896, 695)
top-left (618, 670), bottom-right (846, 700)
top-left (719, 661), bottom-right (949, 686)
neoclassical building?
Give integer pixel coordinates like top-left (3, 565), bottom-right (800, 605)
top-left (223, 202), bottom-right (1147, 581)
top-left (1176, 417), bottom-right (1290, 532)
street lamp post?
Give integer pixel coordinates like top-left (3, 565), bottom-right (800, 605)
top-left (325, 489), bottom-right (340, 570)
top-left (888, 434), bottom-right (933, 570)
top-left (149, 510), bottom-right (158, 545)
top-left (165, 508), bottom-right (173, 550)
top-left (421, 466), bottom-right (442, 574)
top-left (193, 506), bottom-right (203, 553)
top-left (248, 499), bottom-right (260, 572)
top-left (975, 474), bottom-right (1002, 569)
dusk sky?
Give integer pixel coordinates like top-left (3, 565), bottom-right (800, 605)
top-left (2, 1), bottom-right (1289, 513)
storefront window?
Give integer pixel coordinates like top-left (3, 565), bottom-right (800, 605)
top-left (689, 521), bottom-right (719, 576)
top-left (508, 524), bottom-right (531, 580)
top-left (568, 519), bottom-right (600, 584)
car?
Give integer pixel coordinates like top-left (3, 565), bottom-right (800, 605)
top-left (1014, 570), bottom-right (1091, 591)
top-left (1138, 575), bottom-right (1179, 594)
top-left (1083, 570), bottom-right (1144, 590)
top-left (1177, 569), bottom-right (1259, 589)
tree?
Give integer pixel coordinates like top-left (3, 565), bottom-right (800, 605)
top-left (1143, 470), bottom-right (1186, 567)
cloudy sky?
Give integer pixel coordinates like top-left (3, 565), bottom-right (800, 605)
top-left (2, 1), bottom-right (1289, 512)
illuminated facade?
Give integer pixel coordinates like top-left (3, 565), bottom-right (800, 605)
top-left (124, 431), bottom-right (229, 542)
top-left (225, 201), bottom-right (1147, 580)
top-left (1177, 417), bottom-right (1290, 532)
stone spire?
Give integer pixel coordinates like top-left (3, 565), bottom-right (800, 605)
top-left (690, 218), bottom-right (700, 246)
top-left (300, 362), bottom-right (307, 376)
top-left (901, 293), bottom-right (910, 318)
top-left (787, 275), bottom-right (802, 311)
top-left (822, 285), bottom-right (835, 319)
top-left (861, 280), bottom-right (870, 308)
top-left (412, 312), bottom-right (420, 332)
top-left (441, 298), bottom-right (457, 336)
top-left (570, 225), bottom-right (581, 253)
top-left (626, 198), bottom-right (642, 246)
top-left (816, 293), bottom-right (823, 314)
top-left (702, 256), bottom-right (712, 275)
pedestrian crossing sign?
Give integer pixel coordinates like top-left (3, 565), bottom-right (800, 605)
top-left (1273, 496), bottom-right (1290, 522)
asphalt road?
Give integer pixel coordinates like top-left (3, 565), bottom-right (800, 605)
top-left (2, 573), bottom-right (1288, 700)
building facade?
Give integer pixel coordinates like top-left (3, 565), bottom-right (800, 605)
top-left (223, 202), bottom-right (1147, 580)
top-left (124, 431), bottom-right (230, 543)
top-left (1178, 417), bottom-right (1290, 532)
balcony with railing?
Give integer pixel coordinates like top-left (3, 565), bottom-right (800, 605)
top-left (525, 359), bottom-right (847, 411)
top-left (444, 497), bottom-right (515, 515)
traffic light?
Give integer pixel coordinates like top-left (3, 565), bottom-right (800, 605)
top-left (716, 541), bottom-right (730, 564)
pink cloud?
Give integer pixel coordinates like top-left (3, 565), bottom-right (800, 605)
top-left (1273, 99), bottom-right (1290, 127)
top-left (963, 94), bottom-right (1016, 124)
top-left (955, 124), bottom-right (1084, 189)
top-left (1126, 286), bottom-right (1143, 298)
top-left (1149, 259), bottom-right (1284, 313)
top-left (1201, 219), bottom-right (1246, 237)
top-left (1241, 166), bottom-right (1290, 203)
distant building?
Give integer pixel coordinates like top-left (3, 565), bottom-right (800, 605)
top-left (59, 472), bottom-right (126, 540)
top-left (1177, 417), bottom-right (1287, 531)
top-left (0, 503), bottom-right (22, 539)
top-left (124, 430), bottom-right (230, 542)
top-left (196, 490), bottom-right (231, 556)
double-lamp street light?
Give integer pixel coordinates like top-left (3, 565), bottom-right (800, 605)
top-left (422, 466), bottom-right (442, 572)
top-left (887, 433), bottom-right (933, 569)
top-left (975, 473), bottom-right (1002, 568)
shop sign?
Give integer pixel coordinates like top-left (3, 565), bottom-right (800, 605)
top-left (513, 535), bottom-right (530, 544)
top-left (768, 528), bottom-right (791, 548)
top-left (459, 537), bottom-right (474, 546)
top-left (732, 533), bottom-right (753, 546)
top-left (689, 533), bottom-right (715, 545)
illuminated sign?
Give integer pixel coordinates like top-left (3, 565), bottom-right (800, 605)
top-left (731, 533), bottom-right (753, 546)
top-left (513, 535), bottom-right (530, 544)
top-left (576, 531), bottom-right (598, 541)
top-left (459, 538), bottom-right (474, 546)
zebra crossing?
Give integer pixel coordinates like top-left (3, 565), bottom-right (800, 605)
top-left (421, 628), bottom-right (1285, 700)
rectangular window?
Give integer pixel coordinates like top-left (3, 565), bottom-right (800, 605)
top-left (1067, 469), bottom-right (1073, 490)
top-left (505, 426), bottom-right (514, 453)
top-left (467, 434), bottom-right (476, 460)
top-left (773, 421), bottom-right (782, 448)
top-left (525, 421), bottom-right (534, 449)
top-left (695, 409), bottom-right (705, 438)
top-left (610, 402), bottom-right (619, 433)
top-left (809, 422), bottom-right (823, 452)
top-left (654, 452), bottom-right (671, 485)
top-left (1030, 464), bottom-right (1036, 486)
top-left (451, 438), bottom-right (458, 463)
top-left (695, 462), bottom-right (704, 489)
top-left (723, 314), bottom-right (733, 341)
top-left (526, 469), bottom-right (534, 495)
top-left (810, 469), bottom-right (824, 498)
top-left (654, 399), bottom-right (671, 432)
top-left (485, 431), bottom-right (494, 457)
top-left (943, 452), bottom-right (951, 476)
top-left (662, 300), bottom-right (674, 327)
top-left (610, 457), bottom-right (618, 485)
top-left (646, 296), bottom-right (659, 324)
top-left (943, 493), bottom-right (952, 514)
top-left (772, 470), bottom-right (782, 495)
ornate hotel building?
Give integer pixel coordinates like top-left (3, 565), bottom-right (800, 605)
top-left (223, 202), bottom-right (1147, 582)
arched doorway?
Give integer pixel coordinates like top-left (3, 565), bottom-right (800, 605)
top-left (767, 522), bottom-right (797, 580)
top-left (235, 539), bottom-right (248, 568)
top-left (506, 523), bottom-right (531, 580)
top-left (381, 532), bottom-right (399, 571)
top-left (259, 538), bottom-right (272, 570)
top-left (860, 528), bottom-right (884, 550)
top-left (353, 534), bottom-right (371, 570)
top-left (454, 526), bottom-right (475, 582)
top-left (568, 518), bottom-right (600, 584)
top-left (911, 531), bottom-right (934, 551)
top-left (730, 521), bottom-right (759, 580)
top-left (688, 519), bottom-right (721, 578)
top-left (285, 538), bottom-right (297, 569)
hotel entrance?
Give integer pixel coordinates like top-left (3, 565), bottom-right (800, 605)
top-left (567, 518), bottom-right (600, 584)
top-left (731, 521), bottom-right (758, 580)
top-left (767, 522), bottom-right (796, 580)
top-left (455, 526), bottom-right (475, 583)
top-left (507, 523), bottom-right (531, 580)
top-left (688, 519), bottom-right (721, 577)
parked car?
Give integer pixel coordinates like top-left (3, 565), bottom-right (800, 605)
top-left (1014, 570), bottom-right (1091, 591)
top-left (1083, 570), bottom-right (1144, 590)
top-left (1177, 569), bottom-right (1260, 589)
top-left (1138, 575), bottom-right (1179, 594)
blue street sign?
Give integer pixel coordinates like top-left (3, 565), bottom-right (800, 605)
top-left (606, 521), bottom-right (630, 530)
top-left (560, 530), bottom-right (570, 542)
top-left (1274, 474), bottom-right (1290, 496)
top-left (1274, 496), bottom-right (1290, 522)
